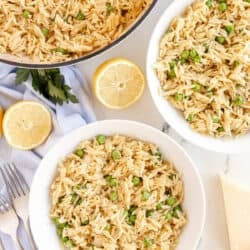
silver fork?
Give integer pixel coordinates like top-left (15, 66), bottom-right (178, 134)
top-left (0, 163), bottom-right (34, 250)
top-left (0, 193), bottom-right (20, 249)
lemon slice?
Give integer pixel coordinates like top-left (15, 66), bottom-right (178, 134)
top-left (93, 58), bottom-right (145, 109)
top-left (0, 106), bottom-right (3, 137)
top-left (3, 101), bottom-right (52, 150)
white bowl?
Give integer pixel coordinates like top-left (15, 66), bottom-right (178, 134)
top-left (29, 120), bottom-right (205, 250)
top-left (146, 0), bottom-right (250, 154)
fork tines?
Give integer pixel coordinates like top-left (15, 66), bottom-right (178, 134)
top-left (0, 163), bottom-right (29, 199)
top-left (0, 194), bottom-right (11, 213)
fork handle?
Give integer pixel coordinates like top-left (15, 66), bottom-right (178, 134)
top-left (16, 217), bottom-right (34, 250)
top-left (0, 231), bottom-right (19, 250)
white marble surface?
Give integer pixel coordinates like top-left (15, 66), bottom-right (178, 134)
top-left (78, 0), bottom-right (250, 249)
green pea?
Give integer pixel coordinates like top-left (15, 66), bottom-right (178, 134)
top-left (53, 217), bottom-right (60, 226)
top-left (59, 222), bottom-right (69, 229)
top-left (233, 61), bottom-right (240, 68)
top-left (189, 49), bottom-right (200, 62)
top-left (166, 196), bottom-right (176, 206)
top-left (188, 49), bottom-right (201, 63)
top-left (76, 198), bottom-right (82, 205)
top-left (71, 193), bottom-right (78, 203)
top-left (215, 36), bottom-right (226, 44)
top-left (105, 175), bottom-right (112, 182)
top-left (193, 56), bottom-right (201, 63)
top-left (41, 27), bottom-right (49, 37)
top-left (96, 135), bottom-right (106, 144)
top-left (57, 227), bottom-right (63, 237)
top-left (169, 60), bottom-right (177, 69)
top-left (104, 223), bottom-right (111, 231)
top-left (112, 150), bottom-right (121, 160)
top-left (217, 127), bottom-right (225, 133)
top-left (180, 50), bottom-right (190, 64)
top-left (105, 175), bottom-right (118, 187)
top-left (205, 0), bottom-right (212, 8)
top-left (110, 178), bottom-right (117, 187)
top-left (224, 24), bottom-right (234, 34)
top-left (189, 49), bottom-right (198, 59)
top-left (212, 116), bottom-right (220, 123)
top-left (146, 210), bottom-right (154, 217)
top-left (234, 96), bottom-right (244, 106)
top-left (192, 81), bottom-right (201, 91)
top-left (218, 2), bottom-right (227, 11)
top-left (127, 214), bottom-right (137, 225)
top-left (62, 236), bottom-right (69, 243)
top-left (132, 176), bottom-right (141, 186)
top-left (74, 149), bottom-right (84, 158)
top-left (106, 2), bottom-right (115, 15)
top-left (168, 173), bottom-right (176, 180)
top-left (154, 150), bottom-right (162, 160)
top-left (109, 191), bottom-right (118, 201)
top-left (175, 204), bottom-right (183, 212)
top-left (167, 69), bottom-right (176, 79)
top-left (173, 205), bottom-right (183, 218)
top-left (23, 10), bottom-right (31, 19)
top-left (166, 28), bottom-right (173, 34)
top-left (76, 11), bottom-right (85, 20)
top-left (53, 218), bottom-right (70, 238)
top-left (156, 202), bottom-right (163, 210)
top-left (175, 93), bottom-right (183, 101)
top-left (65, 239), bottom-right (75, 247)
top-left (125, 206), bottom-right (137, 225)
top-left (54, 48), bottom-right (68, 54)
top-left (187, 114), bottom-right (195, 122)
top-left (144, 238), bottom-right (154, 247)
top-left (165, 211), bottom-right (173, 220)
top-left (142, 191), bottom-right (150, 201)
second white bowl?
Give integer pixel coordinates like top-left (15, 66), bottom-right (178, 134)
top-left (146, 0), bottom-right (250, 153)
top-left (29, 120), bottom-right (205, 250)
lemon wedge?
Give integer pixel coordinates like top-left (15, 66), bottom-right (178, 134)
top-left (0, 106), bottom-right (3, 137)
top-left (93, 58), bottom-right (145, 109)
top-left (3, 101), bottom-right (52, 150)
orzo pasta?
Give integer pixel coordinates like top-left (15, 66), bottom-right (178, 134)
top-left (154, 0), bottom-right (250, 137)
top-left (0, 0), bottom-right (152, 63)
top-left (50, 135), bottom-right (186, 250)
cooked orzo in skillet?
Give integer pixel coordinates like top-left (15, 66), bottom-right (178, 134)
top-left (50, 135), bottom-right (186, 250)
top-left (155, 0), bottom-right (250, 137)
top-left (0, 0), bottom-right (152, 63)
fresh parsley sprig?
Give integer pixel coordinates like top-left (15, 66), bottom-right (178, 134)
top-left (16, 68), bottom-right (78, 105)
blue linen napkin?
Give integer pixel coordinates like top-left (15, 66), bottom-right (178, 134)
top-left (0, 63), bottom-right (96, 249)
top-left (0, 63), bottom-right (96, 162)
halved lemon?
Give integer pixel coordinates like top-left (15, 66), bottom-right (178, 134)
top-left (93, 58), bottom-right (146, 109)
top-left (0, 106), bottom-right (3, 137)
top-left (3, 101), bottom-right (52, 150)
